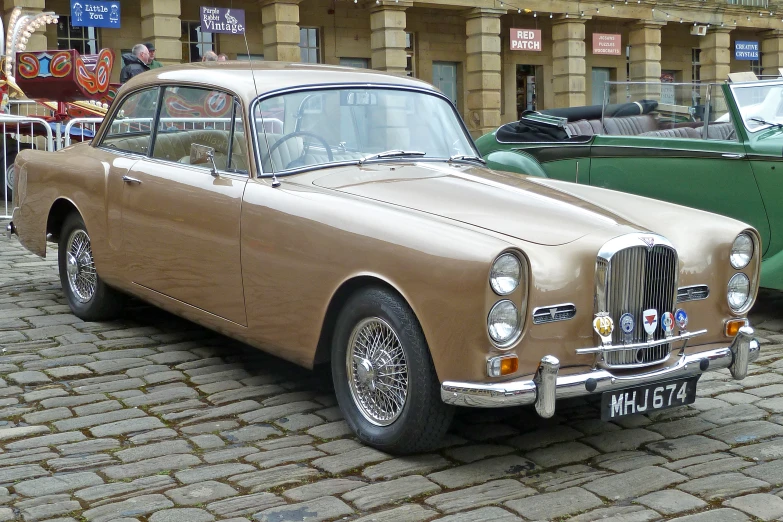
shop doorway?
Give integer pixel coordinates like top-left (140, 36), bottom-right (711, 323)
top-left (591, 68), bottom-right (613, 105)
top-left (433, 62), bottom-right (458, 105)
top-left (516, 64), bottom-right (539, 117)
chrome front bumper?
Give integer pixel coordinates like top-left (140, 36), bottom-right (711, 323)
top-left (441, 326), bottom-right (759, 417)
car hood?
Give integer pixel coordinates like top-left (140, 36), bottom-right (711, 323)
top-left (311, 162), bottom-right (641, 246)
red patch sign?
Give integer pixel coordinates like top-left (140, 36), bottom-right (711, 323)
top-left (593, 33), bottom-right (621, 55)
top-left (510, 29), bottom-right (542, 51)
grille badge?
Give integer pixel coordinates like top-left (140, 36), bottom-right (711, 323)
top-left (593, 313), bottom-right (614, 346)
top-left (642, 309), bottom-right (658, 341)
top-left (619, 313), bottom-right (634, 343)
top-left (640, 236), bottom-right (656, 250)
top-left (661, 312), bottom-right (675, 338)
top-left (675, 308), bottom-right (688, 330)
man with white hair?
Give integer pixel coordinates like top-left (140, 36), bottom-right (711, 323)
top-left (120, 44), bottom-right (150, 83)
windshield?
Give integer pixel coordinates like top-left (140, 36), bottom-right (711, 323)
top-left (253, 87), bottom-right (476, 173)
top-left (730, 81), bottom-right (783, 132)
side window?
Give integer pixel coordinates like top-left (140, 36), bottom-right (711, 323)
top-left (100, 87), bottom-right (159, 155)
top-left (704, 89), bottom-right (738, 142)
top-left (152, 86), bottom-right (243, 172)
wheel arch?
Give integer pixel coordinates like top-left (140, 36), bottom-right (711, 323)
top-left (313, 275), bottom-right (420, 367)
top-left (46, 197), bottom-right (81, 244)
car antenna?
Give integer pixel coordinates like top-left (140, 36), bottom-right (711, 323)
top-left (242, 31), bottom-right (280, 188)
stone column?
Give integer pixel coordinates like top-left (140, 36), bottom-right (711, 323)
top-left (370, 1), bottom-right (411, 74)
top-left (628, 21), bottom-right (664, 82)
top-left (464, 7), bottom-right (504, 137)
top-left (552, 16), bottom-right (587, 108)
top-left (141, 0), bottom-right (182, 65)
top-left (260, 0), bottom-right (301, 62)
top-left (4, 0), bottom-right (47, 52)
top-left (700, 27), bottom-right (733, 84)
top-left (761, 30), bottom-right (783, 77)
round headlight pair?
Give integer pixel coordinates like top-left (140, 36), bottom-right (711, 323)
top-left (728, 233), bottom-right (754, 312)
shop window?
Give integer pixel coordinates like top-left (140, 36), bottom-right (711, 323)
top-left (516, 64), bottom-right (539, 117)
top-left (300, 28), bottom-right (321, 64)
top-left (181, 21), bottom-right (216, 62)
top-left (339, 58), bottom-right (369, 68)
top-left (591, 68), bottom-right (613, 105)
top-left (692, 48), bottom-right (701, 83)
top-left (57, 15), bottom-right (99, 55)
top-left (750, 58), bottom-right (763, 77)
top-left (406, 32), bottom-right (416, 77)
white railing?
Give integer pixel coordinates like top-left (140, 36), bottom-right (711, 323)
top-left (1, 116), bottom-right (56, 219)
top-left (727, 0), bottom-right (768, 6)
top-left (62, 118), bottom-right (104, 148)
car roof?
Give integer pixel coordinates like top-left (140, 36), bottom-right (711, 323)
top-left (122, 61), bottom-right (437, 102)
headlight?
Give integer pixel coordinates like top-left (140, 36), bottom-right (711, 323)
top-left (490, 253), bottom-right (521, 295)
top-left (730, 233), bottom-right (754, 269)
top-left (728, 273), bottom-right (751, 311)
top-left (488, 300), bottom-right (520, 346)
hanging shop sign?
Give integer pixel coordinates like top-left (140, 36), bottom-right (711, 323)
top-left (200, 6), bottom-right (246, 34)
top-left (593, 33), bottom-right (621, 55)
top-left (69, 0), bottom-right (120, 28)
top-left (735, 41), bottom-right (759, 60)
top-left (510, 29), bottom-right (542, 51)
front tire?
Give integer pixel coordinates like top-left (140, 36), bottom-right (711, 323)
top-left (58, 213), bottom-right (124, 321)
top-left (331, 287), bottom-right (454, 454)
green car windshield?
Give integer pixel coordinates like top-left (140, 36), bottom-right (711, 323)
top-left (729, 80), bottom-right (783, 132)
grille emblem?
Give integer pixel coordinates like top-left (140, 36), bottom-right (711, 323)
top-left (642, 308), bottom-right (658, 341)
top-left (661, 311), bottom-right (675, 338)
top-left (640, 236), bottom-right (656, 250)
top-left (675, 308), bottom-right (688, 330)
top-left (593, 313), bottom-right (614, 346)
top-left (619, 313), bottom-right (634, 343)
top-left (550, 308), bottom-right (558, 319)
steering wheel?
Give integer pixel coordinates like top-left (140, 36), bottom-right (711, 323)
top-left (267, 131), bottom-right (333, 170)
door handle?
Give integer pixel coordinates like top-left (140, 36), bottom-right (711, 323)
top-left (122, 175), bottom-right (142, 184)
top-left (721, 153), bottom-right (745, 159)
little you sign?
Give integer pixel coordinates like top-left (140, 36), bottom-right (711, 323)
top-left (200, 7), bottom-right (246, 34)
top-left (70, 0), bottom-right (120, 28)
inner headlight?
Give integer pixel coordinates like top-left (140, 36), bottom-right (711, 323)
top-left (488, 300), bottom-right (520, 346)
top-left (728, 273), bottom-right (751, 311)
top-left (490, 253), bottom-right (521, 295)
top-left (730, 233), bottom-right (754, 269)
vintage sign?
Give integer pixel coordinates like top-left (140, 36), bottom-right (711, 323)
top-left (200, 7), bottom-right (246, 34)
top-left (593, 33), bottom-right (621, 55)
top-left (510, 29), bottom-right (542, 51)
top-left (735, 41), bottom-right (759, 60)
top-left (70, 0), bottom-right (120, 28)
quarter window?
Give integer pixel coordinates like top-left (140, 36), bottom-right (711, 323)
top-left (152, 86), bottom-right (248, 173)
top-left (99, 88), bottom-right (159, 155)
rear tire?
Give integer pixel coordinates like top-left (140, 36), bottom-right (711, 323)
top-left (331, 287), bottom-right (453, 454)
top-left (58, 213), bottom-right (124, 320)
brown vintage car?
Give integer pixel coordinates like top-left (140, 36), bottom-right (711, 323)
top-left (7, 62), bottom-right (761, 453)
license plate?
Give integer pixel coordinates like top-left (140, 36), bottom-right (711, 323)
top-left (601, 376), bottom-right (699, 421)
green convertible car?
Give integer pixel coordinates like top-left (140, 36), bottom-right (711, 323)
top-left (476, 79), bottom-right (783, 290)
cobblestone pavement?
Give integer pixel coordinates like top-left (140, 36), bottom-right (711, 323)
top-left (4, 222), bottom-right (783, 522)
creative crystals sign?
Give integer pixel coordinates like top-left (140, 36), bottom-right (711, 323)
top-left (200, 7), bottom-right (246, 34)
top-left (593, 33), bottom-right (621, 55)
top-left (735, 41), bottom-right (759, 60)
top-left (510, 29), bottom-right (542, 51)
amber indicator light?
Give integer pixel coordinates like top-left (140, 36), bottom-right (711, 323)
top-left (725, 319), bottom-right (747, 337)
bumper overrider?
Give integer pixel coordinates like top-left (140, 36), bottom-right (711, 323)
top-left (441, 326), bottom-right (759, 418)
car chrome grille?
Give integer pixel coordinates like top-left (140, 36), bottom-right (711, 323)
top-left (596, 236), bottom-right (678, 368)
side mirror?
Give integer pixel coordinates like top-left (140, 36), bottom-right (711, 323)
top-left (190, 143), bottom-right (219, 177)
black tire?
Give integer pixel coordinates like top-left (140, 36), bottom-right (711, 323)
top-left (58, 213), bottom-right (124, 321)
top-left (331, 286), bottom-right (454, 454)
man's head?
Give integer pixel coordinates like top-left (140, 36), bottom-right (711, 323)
top-left (144, 42), bottom-right (156, 61)
top-left (218, 53), bottom-right (228, 61)
top-left (202, 51), bottom-right (218, 62)
top-left (132, 43), bottom-right (150, 64)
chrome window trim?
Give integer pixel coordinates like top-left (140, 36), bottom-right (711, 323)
top-left (248, 82), bottom-right (480, 178)
top-left (532, 303), bottom-right (577, 324)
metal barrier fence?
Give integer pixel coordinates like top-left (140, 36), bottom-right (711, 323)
top-left (1, 116), bottom-right (55, 219)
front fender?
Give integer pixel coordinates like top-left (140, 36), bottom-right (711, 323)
top-left (485, 150), bottom-right (548, 178)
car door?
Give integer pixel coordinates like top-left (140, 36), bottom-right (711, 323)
top-left (118, 86), bottom-right (250, 326)
top-left (588, 106), bottom-right (770, 250)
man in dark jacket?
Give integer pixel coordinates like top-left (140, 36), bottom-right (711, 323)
top-left (119, 44), bottom-right (150, 83)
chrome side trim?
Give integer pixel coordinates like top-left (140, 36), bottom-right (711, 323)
top-left (441, 328), bottom-right (758, 409)
top-left (532, 303), bottom-right (576, 324)
top-left (575, 329), bottom-right (707, 355)
top-left (677, 284), bottom-right (710, 302)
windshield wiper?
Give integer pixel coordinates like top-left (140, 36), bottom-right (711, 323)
top-left (748, 116), bottom-right (783, 128)
top-left (358, 150), bottom-right (426, 166)
top-left (448, 154), bottom-right (486, 165)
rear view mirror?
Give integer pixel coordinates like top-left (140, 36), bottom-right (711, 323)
top-left (190, 143), bottom-right (219, 177)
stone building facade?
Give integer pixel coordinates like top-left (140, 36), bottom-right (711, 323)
top-left (7, 0), bottom-right (783, 136)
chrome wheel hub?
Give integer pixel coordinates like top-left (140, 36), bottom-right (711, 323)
top-left (346, 317), bottom-right (409, 426)
top-left (65, 229), bottom-right (97, 304)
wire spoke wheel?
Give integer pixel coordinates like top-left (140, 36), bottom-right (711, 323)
top-left (65, 229), bottom-right (97, 303)
top-left (346, 317), bottom-right (409, 426)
